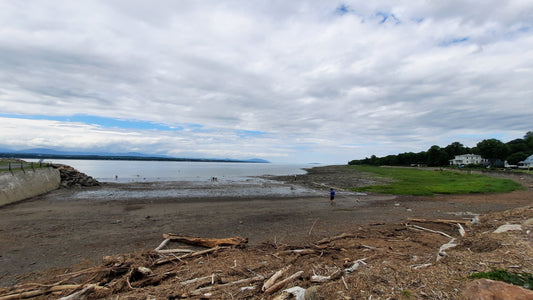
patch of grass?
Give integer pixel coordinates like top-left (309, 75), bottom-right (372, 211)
top-left (348, 165), bottom-right (524, 196)
top-left (469, 269), bottom-right (533, 290)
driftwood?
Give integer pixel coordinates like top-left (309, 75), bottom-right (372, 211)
top-left (315, 233), bottom-right (356, 245)
top-left (407, 218), bottom-right (472, 227)
top-left (264, 271), bottom-right (304, 294)
top-left (310, 270), bottom-right (342, 283)
top-left (344, 258), bottom-right (367, 274)
top-left (406, 224), bottom-right (453, 238)
top-left (155, 246), bottom-right (222, 265)
top-left (0, 284), bottom-right (108, 300)
top-left (437, 238), bottom-right (458, 261)
top-left (59, 284), bottom-right (97, 300)
top-left (181, 274), bottom-right (221, 287)
top-left (189, 275), bottom-right (264, 296)
top-left (162, 234), bottom-right (247, 248)
top-left (262, 265), bottom-right (291, 292)
top-left (276, 249), bottom-right (316, 256)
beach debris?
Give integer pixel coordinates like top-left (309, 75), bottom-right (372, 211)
top-left (344, 258), bottom-right (367, 274)
top-left (493, 224), bottom-right (523, 233)
top-left (162, 234), bottom-right (248, 248)
top-left (315, 232), bottom-right (357, 245)
top-left (407, 217), bottom-right (472, 227)
top-left (189, 275), bottom-right (264, 297)
top-left (264, 271), bottom-right (304, 294)
top-left (437, 238), bottom-right (458, 261)
top-left (406, 224), bottom-right (453, 238)
top-left (276, 249), bottom-right (316, 256)
top-left (155, 246), bottom-right (223, 265)
top-left (262, 265), bottom-right (292, 292)
top-left (458, 223), bottom-right (467, 237)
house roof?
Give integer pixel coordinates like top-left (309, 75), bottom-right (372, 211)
top-left (519, 154), bottom-right (533, 164)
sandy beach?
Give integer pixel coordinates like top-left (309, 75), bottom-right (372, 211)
top-left (1, 165), bottom-right (532, 291)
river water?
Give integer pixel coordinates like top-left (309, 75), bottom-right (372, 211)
top-left (26, 159), bottom-right (321, 183)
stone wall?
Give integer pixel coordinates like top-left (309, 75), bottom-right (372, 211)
top-left (0, 167), bottom-right (61, 206)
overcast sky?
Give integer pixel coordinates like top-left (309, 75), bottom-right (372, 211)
top-left (0, 1), bottom-right (532, 163)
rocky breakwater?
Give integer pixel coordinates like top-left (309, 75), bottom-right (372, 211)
top-left (53, 164), bottom-right (100, 188)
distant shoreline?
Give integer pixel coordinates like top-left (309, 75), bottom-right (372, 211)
top-left (0, 153), bottom-right (269, 163)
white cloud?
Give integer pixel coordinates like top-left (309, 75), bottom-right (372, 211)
top-left (0, 1), bottom-right (532, 163)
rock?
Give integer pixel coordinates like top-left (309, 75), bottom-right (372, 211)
top-left (493, 224), bottom-right (523, 233)
top-left (462, 279), bottom-right (533, 300)
top-left (52, 164), bottom-right (100, 188)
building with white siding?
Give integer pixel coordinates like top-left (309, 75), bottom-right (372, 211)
top-left (449, 154), bottom-right (488, 166)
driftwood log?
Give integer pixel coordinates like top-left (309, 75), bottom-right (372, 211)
top-left (407, 218), bottom-right (472, 227)
top-left (162, 234), bottom-right (248, 248)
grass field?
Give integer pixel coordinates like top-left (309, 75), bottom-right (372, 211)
top-left (349, 165), bottom-right (524, 196)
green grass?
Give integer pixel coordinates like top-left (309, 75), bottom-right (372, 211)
top-left (469, 269), bottom-right (533, 290)
top-left (348, 165), bottom-right (524, 196)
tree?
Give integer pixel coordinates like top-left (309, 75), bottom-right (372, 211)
top-left (427, 145), bottom-right (449, 166)
top-left (444, 142), bottom-right (468, 158)
top-left (506, 152), bottom-right (529, 165)
top-left (476, 139), bottom-right (509, 166)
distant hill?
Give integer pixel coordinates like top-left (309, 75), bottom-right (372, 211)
top-left (0, 148), bottom-right (270, 163)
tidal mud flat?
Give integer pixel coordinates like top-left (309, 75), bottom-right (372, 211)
top-left (0, 165), bottom-right (532, 289)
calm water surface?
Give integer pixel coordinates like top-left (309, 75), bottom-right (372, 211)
top-left (28, 159), bottom-right (322, 182)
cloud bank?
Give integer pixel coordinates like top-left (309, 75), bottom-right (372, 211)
top-left (0, 1), bottom-right (532, 163)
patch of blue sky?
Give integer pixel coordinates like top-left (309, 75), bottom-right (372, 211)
top-left (0, 113), bottom-right (181, 131)
top-left (439, 37), bottom-right (469, 47)
top-left (376, 12), bottom-right (400, 24)
top-left (236, 129), bottom-right (267, 138)
top-left (334, 4), bottom-right (353, 16)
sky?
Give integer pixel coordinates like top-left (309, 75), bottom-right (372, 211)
top-left (0, 1), bottom-right (532, 164)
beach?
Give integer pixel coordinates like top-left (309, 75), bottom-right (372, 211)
top-left (0, 165), bottom-right (532, 296)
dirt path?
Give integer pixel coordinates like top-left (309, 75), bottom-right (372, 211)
top-left (0, 165), bottom-right (532, 291)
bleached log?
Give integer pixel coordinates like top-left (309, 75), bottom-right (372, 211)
top-left (437, 238), bottom-right (458, 261)
top-left (155, 246), bottom-right (222, 265)
top-left (407, 224), bottom-right (453, 238)
top-left (407, 218), bottom-right (472, 227)
top-left (162, 234), bottom-right (247, 248)
top-left (189, 275), bottom-right (264, 296)
top-left (311, 270), bottom-right (342, 283)
top-left (155, 238), bottom-right (170, 251)
top-left (458, 223), bottom-right (466, 237)
top-left (59, 284), bottom-right (96, 300)
top-left (264, 271), bottom-right (304, 294)
top-left (262, 265), bottom-right (291, 292)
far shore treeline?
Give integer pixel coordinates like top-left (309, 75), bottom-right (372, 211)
top-left (349, 131), bottom-right (533, 167)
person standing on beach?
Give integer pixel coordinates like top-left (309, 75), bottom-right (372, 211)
top-left (330, 188), bottom-right (335, 205)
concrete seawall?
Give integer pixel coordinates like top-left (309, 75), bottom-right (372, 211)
top-left (0, 168), bottom-right (61, 206)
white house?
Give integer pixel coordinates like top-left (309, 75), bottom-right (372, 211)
top-left (449, 154), bottom-right (488, 166)
top-left (518, 155), bottom-right (533, 169)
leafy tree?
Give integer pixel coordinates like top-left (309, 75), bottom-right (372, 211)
top-left (506, 152), bottom-right (529, 165)
top-left (444, 142), bottom-right (468, 158)
top-left (476, 139), bottom-right (509, 165)
top-left (506, 138), bottom-right (528, 154)
top-left (427, 145), bottom-right (449, 166)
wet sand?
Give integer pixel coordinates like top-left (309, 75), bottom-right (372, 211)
top-left (1, 166), bottom-right (532, 287)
